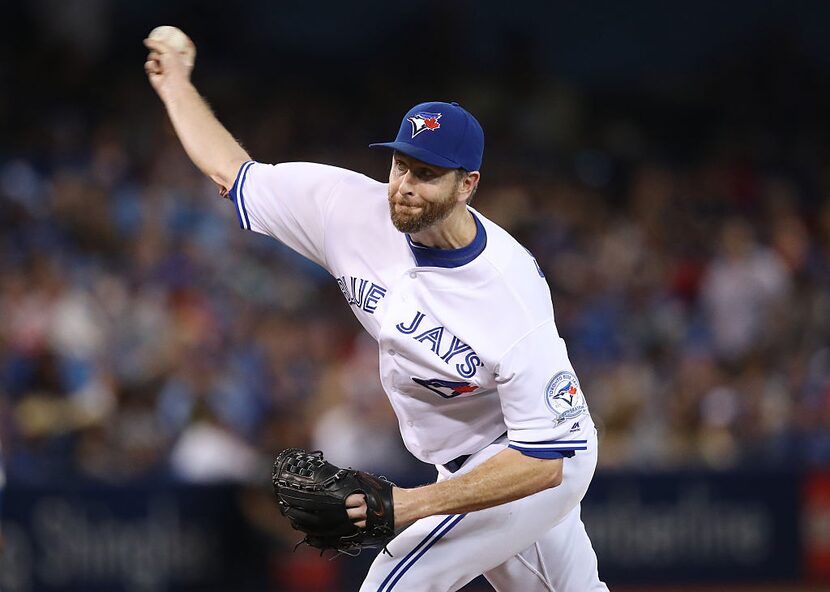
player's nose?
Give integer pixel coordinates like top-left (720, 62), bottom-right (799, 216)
top-left (398, 171), bottom-right (416, 196)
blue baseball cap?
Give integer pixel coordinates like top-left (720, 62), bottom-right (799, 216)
top-left (370, 101), bottom-right (484, 171)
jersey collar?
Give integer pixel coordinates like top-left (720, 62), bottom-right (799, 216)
top-left (406, 212), bottom-right (487, 268)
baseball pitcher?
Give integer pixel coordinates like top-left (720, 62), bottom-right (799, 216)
top-left (145, 29), bottom-right (608, 592)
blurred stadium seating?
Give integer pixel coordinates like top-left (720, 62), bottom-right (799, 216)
top-left (2, 1), bottom-right (830, 590)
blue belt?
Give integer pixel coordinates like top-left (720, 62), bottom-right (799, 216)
top-left (443, 454), bottom-right (471, 474)
top-left (442, 432), bottom-right (508, 474)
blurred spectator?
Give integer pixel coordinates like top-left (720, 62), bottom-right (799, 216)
top-left (169, 401), bottom-right (264, 484)
top-left (2, 20), bottom-right (830, 488)
top-left (700, 218), bottom-right (792, 362)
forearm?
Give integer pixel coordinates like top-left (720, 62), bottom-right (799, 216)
top-left (161, 81), bottom-right (250, 190)
top-left (394, 448), bottom-right (562, 527)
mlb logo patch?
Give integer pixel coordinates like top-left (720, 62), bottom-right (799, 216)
top-left (408, 112), bottom-right (442, 138)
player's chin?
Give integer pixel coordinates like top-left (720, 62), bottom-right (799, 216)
top-left (390, 211), bottom-right (426, 233)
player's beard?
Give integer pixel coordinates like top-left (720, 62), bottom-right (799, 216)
top-left (388, 187), bottom-right (458, 234)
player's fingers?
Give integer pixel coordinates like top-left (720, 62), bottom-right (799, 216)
top-left (144, 60), bottom-right (161, 75)
top-left (346, 505), bottom-right (367, 521)
top-left (346, 494), bottom-right (367, 528)
top-left (143, 38), bottom-right (169, 53)
top-left (147, 50), bottom-right (162, 62)
top-left (345, 493), bottom-right (366, 508)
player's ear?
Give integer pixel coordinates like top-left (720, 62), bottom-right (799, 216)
top-left (458, 171), bottom-right (480, 203)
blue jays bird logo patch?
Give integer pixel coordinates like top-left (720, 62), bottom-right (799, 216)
top-left (408, 112), bottom-right (442, 138)
top-left (544, 370), bottom-right (588, 425)
top-left (413, 377), bottom-right (478, 399)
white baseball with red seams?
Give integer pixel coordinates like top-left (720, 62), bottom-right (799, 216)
top-left (227, 159), bottom-right (608, 591)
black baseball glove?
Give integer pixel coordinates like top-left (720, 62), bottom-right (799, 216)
top-left (272, 448), bottom-right (396, 555)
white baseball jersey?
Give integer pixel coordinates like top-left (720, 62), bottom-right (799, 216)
top-left (229, 161), bottom-right (593, 464)
top-left (229, 160), bottom-right (607, 592)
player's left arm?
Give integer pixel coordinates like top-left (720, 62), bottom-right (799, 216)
top-left (347, 450), bottom-right (561, 528)
top-left (402, 449), bottom-right (561, 527)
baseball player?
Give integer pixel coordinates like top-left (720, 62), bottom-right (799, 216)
top-left (145, 33), bottom-right (608, 592)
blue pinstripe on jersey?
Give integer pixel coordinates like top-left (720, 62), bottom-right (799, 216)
top-left (229, 160), bottom-right (254, 230)
top-left (237, 161), bottom-right (254, 230)
top-left (377, 514), bottom-right (467, 591)
top-left (509, 438), bottom-right (588, 459)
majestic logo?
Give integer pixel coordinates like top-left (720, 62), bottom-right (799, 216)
top-left (544, 370), bottom-right (588, 425)
top-left (413, 377), bottom-right (479, 399)
top-left (408, 112), bottom-right (442, 138)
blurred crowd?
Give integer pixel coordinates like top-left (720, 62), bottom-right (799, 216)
top-left (2, 23), bottom-right (830, 508)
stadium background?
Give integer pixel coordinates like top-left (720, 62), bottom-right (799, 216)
top-left (2, 0), bottom-right (830, 590)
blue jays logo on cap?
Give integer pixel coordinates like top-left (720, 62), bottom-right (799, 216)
top-left (413, 377), bottom-right (479, 399)
top-left (408, 112), bottom-right (442, 138)
top-left (369, 101), bottom-right (485, 171)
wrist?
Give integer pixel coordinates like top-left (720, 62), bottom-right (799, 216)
top-left (393, 486), bottom-right (429, 528)
top-left (160, 78), bottom-right (197, 106)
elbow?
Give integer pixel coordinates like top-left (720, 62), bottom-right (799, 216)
top-left (511, 448), bottom-right (563, 492)
top-left (545, 458), bottom-right (564, 489)
top-left (549, 469), bottom-right (563, 489)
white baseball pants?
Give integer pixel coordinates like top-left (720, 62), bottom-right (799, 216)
top-left (359, 429), bottom-right (609, 592)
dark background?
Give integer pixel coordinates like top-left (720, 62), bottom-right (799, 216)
top-left (2, 1), bottom-right (830, 590)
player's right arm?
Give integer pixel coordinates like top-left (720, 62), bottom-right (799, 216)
top-left (144, 36), bottom-right (250, 194)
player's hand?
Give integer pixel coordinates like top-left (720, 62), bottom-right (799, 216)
top-left (348, 488), bottom-right (417, 530)
top-left (143, 38), bottom-right (193, 101)
top-left (346, 493), bottom-right (368, 528)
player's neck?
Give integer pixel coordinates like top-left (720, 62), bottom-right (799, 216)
top-left (409, 207), bottom-right (476, 250)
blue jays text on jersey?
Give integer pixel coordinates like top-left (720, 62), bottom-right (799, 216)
top-left (395, 310), bottom-right (482, 379)
top-left (336, 274), bottom-right (387, 314)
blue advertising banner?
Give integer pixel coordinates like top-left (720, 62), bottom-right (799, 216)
top-left (582, 471), bottom-right (803, 585)
top-left (0, 471), bottom-right (806, 590)
top-left (0, 483), bottom-right (268, 592)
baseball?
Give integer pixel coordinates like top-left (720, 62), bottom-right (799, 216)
top-left (148, 25), bottom-right (195, 68)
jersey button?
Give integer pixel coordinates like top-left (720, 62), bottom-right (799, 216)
top-left (409, 272), bottom-right (417, 279)
top-left (388, 349), bottom-right (396, 356)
